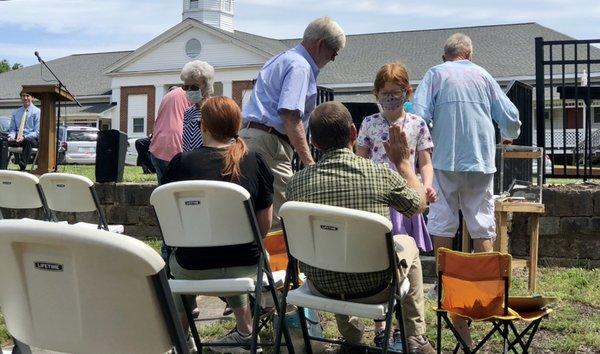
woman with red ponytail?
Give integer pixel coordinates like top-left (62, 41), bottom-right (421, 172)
top-left (162, 96), bottom-right (274, 351)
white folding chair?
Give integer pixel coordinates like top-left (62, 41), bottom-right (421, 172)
top-left (150, 180), bottom-right (294, 353)
top-left (0, 219), bottom-right (190, 354)
top-left (38, 172), bottom-right (124, 233)
top-left (8, 146), bottom-right (39, 171)
top-left (0, 170), bottom-right (54, 221)
top-left (275, 201), bottom-right (411, 354)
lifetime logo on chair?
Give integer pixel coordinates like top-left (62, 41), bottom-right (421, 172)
top-left (34, 262), bottom-right (64, 272)
top-left (320, 224), bottom-right (338, 231)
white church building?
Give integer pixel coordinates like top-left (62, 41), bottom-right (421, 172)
top-left (1, 0), bottom-right (596, 143)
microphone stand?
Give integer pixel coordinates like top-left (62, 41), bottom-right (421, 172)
top-left (35, 51), bottom-right (82, 172)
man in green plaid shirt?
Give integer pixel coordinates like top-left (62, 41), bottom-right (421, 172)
top-left (286, 101), bottom-right (435, 353)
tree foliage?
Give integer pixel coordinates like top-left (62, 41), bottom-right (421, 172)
top-left (0, 59), bottom-right (23, 73)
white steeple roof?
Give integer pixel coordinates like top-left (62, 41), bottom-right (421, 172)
top-left (182, 0), bottom-right (234, 33)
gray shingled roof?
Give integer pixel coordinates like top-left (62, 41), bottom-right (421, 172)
top-left (231, 29), bottom-right (291, 55)
top-left (0, 51), bottom-right (131, 100)
top-left (311, 22), bottom-right (583, 85)
top-left (0, 22), bottom-right (592, 102)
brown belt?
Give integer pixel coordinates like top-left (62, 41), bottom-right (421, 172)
top-left (246, 122), bottom-right (291, 146)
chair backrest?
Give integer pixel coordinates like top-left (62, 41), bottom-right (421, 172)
top-left (0, 219), bottom-right (179, 354)
top-left (39, 172), bottom-right (97, 212)
top-left (0, 170), bottom-right (44, 210)
top-left (279, 201), bottom-right (393, 273)
top-left (150, 180), bottom-right (257, 247)
top-left (437, 248), bottom-right (512, 320)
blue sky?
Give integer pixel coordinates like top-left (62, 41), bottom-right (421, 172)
top-left (2, 0), bottom-right (600, 66)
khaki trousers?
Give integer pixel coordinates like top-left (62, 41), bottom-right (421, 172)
top-left (308, 235), bottom-right (426, 343)
top-left (239, 127), bottom-right (294, 231)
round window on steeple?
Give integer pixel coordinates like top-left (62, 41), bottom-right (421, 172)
top-left (185, 38), bottom-right (202, 59)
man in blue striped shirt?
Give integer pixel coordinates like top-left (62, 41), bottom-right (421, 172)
top-left (7, 92), bottom-right (40, 171)
top-left (241, 17), bottom-right (346, 231)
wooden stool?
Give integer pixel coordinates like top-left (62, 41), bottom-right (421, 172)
top-left (462, 200), bottom-right (545, 291)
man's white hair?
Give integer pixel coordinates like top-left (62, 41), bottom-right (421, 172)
top-left (303, 16), bottom-right (346, 52)
top-left (180, 60), bottom-right (215, 96)
top-left (444, 33), bottom-right (473, 59)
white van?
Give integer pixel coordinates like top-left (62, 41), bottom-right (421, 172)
top-left (58, 126), bottom-right (98, 164)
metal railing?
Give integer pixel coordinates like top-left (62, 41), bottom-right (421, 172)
top-left (535, 37), bottom-right (600, 179)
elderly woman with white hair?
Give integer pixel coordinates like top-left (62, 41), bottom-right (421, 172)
top-left (181, 60), bottom-right (215, 153)
top-left (240, 16), bottom-right (346, 231)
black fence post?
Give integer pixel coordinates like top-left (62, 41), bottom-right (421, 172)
top-left (535, 37), bottom-right (546, 154)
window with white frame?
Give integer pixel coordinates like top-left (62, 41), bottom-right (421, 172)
top-left (222, 0), bottom-right (232, 12)
top-left (132, 117), bottom-right (145, 133)
top-left (128, 94), bottom-right (148, 137)
top-left (594, 107), bottom-right (600, 123)
top-left (190, 0), bottom-right (199, 9)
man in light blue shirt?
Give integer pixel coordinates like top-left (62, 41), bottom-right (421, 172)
top-left (241, 16), bottom-right (346, 230)
top-left (413, 33), bottom-right (521, 347)
top-left (7, 92), bottom-right (40, 170)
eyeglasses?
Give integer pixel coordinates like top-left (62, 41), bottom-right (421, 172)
top-left (182, 85), bottom-right (200, 91)
top-left (379, 90), bottom-right (405, 97)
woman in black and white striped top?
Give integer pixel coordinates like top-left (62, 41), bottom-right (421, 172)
top-left (181, 60), bottom-right (215, 152)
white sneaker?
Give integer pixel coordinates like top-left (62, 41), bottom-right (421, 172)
top-left (208, 329), bottom-right (262, 353)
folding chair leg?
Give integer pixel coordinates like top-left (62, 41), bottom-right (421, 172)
top-left (250, 262), bottom-right (265, 354)
top-left (502, 322), bottom-right (509, 354)
top-left (296, 306), bottom-right (313, 354)
top-left (152, 270), bottom-right (190, 354)
top-left (393, 294), bottom-right (409, 354)
top-left (436, 313), bottom-right (442, 354)
top-left (264, 270), bottom-right (294, 354)
top-left (274, 267), bottom-right (294, 354)
top-left (181, 295), bottom-right (202, 352)
top-left (381, 306), bottom-right (394, 354)
top-left (441, 314), bottom-right (472, 354)
top-left (11, 337), bottom-right (32, 354)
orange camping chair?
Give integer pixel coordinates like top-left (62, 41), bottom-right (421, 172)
top-left (435, 248), bottom-right (553, 354)
top-left (264, 230), bottom-right (289, 272)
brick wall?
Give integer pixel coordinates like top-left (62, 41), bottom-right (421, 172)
top-left (232, 80), bottom-right (254, 107)
top-left (510, 185), bottom-right (600, 267)
top-left (119, 86), bottom-right (156, 133)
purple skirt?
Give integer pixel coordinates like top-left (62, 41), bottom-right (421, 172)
top-left (390, 207), bottom-right (432, 252)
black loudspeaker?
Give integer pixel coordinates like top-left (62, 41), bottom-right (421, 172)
top-left (95, 130), bottom-right (127, 183)
top-left (0, 139), bottom-right (8, 170)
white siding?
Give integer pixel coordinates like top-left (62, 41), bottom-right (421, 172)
top-left (120, 28), bottom-right (264, 73)
top-left (128, 95), bottom-right (147, 138)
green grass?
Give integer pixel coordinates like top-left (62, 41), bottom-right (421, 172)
top-left (7, 163), bottom-right (157, 183)
top-left (1, 266), bottom-right (599, 352)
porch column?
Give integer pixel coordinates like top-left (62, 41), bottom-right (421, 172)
top-left (222, 81), bottom-right (233, 99)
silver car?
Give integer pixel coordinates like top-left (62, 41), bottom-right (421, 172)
top-left (58, 126), bottom-right (98, 164)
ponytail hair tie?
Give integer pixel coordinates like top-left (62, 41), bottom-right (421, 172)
top-left (233, 134), bottom-right (239, 140)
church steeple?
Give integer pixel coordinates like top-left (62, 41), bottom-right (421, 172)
top-left (183, 0), bottom-right (234, 32)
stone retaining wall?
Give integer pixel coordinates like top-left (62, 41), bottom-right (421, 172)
top-left (2, 183), bottom-right (599, 266)
top-left (510, 185), bottom-right (600, 267)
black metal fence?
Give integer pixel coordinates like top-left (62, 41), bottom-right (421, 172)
top-left (535, 37), bottom-right (600, 179)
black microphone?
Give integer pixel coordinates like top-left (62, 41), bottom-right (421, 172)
top-left (34, 51), bottom-right (42, 63)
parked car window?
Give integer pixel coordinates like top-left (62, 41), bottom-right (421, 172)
top-left (67, 131), bottom-right (97, 142)
top-left (0, 116), bottom-right (10, 136)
